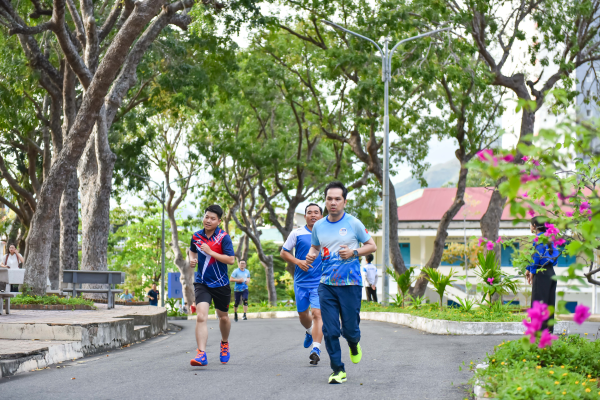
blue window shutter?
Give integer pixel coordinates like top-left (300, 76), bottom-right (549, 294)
top-left (399, 243), bottom-right (411, 266)
top-left (501, 243), bottom-right (519, 267)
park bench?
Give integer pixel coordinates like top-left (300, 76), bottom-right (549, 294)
top-left (61, 270), bottom-right (125, 309)
top-left (0, 292), bottom-right (15, 315)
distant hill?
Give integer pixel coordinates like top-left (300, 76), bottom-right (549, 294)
top-left (393, 158), bottom-right (460, 198)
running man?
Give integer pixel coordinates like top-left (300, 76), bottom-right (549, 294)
top-left (280, 203), bottom-right (324, 365)
top-left (189, 205), bottom-right (235, 367)
top-left (306, 182), bottom-right (377, 384)
top-left (230, 260), bottom-right (251, 321)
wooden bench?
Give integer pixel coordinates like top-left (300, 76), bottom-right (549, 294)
top-left (61, 270), bottom-right (125, 309)
top-left (0, 292), bottom-right (15, 314)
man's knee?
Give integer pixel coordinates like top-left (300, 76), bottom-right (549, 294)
top-left (311, 309), bottom-right (322, 321)
top-left (243, 299), bottom-right (248, 306)
top-left (196, 312), bottom-right (208, 323)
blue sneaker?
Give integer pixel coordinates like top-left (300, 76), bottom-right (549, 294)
top-left (309, 347), bottom-right (321, 365)
top-left (303, 332), bottom-right (313, 348)
top-left (190, 349), bottom-right (207, 366)
top-left (220, 341), bottom-right (230, 364)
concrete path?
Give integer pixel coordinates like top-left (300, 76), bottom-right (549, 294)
top-left (0, 318), bottom-right (521, 400)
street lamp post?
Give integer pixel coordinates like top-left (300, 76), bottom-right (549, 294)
top-left (323, 20), bottom-right (449, 306)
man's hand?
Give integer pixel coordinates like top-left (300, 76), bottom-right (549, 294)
top-left (296, 259), bottom-right (309, 272)
top-left (371, 284), bottom-right (376, 290)
top-left (526, 271), bottom-right (532, 285)
top-left (305, 253), bottom-right (316, 266)
top-left (200, 243), bottom-right (213, 256)
top-left (190, 258), bottom-right (198, 268)
top-left (338, 245), bottom-right (354, 260)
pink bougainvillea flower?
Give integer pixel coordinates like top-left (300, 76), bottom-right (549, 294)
top-left (503, 154), bottom-right (515, 162)
top-left (580, 201), bottom-right (590, 212)
top-left (533, 236), bottom-right (539, 242)
top-left (521, 156), bottom-right (529, 162)
top-left (528, 209), bottom-right (536, 217)
top-left (565, 211), bottom-right (573, 217)
top-left (477, 149), bottom-right (494, 162)
top-left (523, 301), bottom-right (550, 343)
top-left (555, 238), bottom-right (566, 246)
top-left (540, 201), bottom-right (546, 206)
top-left (496, 237), bottom-right (503, 244)
top-left (523, 191), bottom-right (529, 198)
top-left (532, 159), bottom-right (540, 166)
top-left (544, 223), bottom-right (559, 235)
top-left (487, 277), bottom-right (495, 285)
top-left (573, 304), bottom-right (591, 325)
top-left (538, 329), bottom-right (558, 348)
top-left (478, 237), bottom-right (485, 246)
top-left (521, 173), bottom-right (541, 184)
top-left (486, 241), bottom-right (495, 251)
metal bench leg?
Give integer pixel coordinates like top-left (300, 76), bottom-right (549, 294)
top-left (0, 298), bottom-right (4, 315)
top-left (6, 297), bottom-right (9, 314)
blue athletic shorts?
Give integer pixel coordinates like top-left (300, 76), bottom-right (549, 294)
top-left (295, 285), bottom-right (320, 313)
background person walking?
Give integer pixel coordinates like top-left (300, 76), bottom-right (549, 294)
top-left (361, 254), bottom-right (378, 302)
top-left (306, 181), bottom-right (377, 384)
top-left (0, 244), bottom-right (23, 292)
top-left (525, 216), bottom-right (560, 332)
top-left (231, 260), bottom-right (251, 321)
top-left (280, 203), bottom-right (324, 365)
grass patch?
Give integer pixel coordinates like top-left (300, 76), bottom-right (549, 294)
top-left (12, 294), bottom-right (96, 308)
top-left (194, 301), bottom-right (526, 322)
top-left (472, 335), bottom-right (600, 399)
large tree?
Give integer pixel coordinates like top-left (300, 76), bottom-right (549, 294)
top-left (0, 0), bottom-right (253, 294)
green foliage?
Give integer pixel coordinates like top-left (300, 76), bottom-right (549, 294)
top-left (473, 335), bottom-right (600, 399)
top-left (406, 294), bottom-right (427, 309)
top-left (456, 297), bottom-right (476, 312)
top-left (423, 267), bottom-right (458, 309)
top-left (388, 267), bottom-right (415, 307)
top-left (12, 294), bottom-right (96, 308)
top-left (236, 241), bottom-right (288, 303)
top-left (473, 251), bottom-right (519, 304)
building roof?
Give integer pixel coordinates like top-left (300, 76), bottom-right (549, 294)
top-left (396, 187), bottom-right (515, 221)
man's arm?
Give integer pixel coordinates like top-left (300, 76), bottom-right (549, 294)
top-left (339, 238), bottom-right (377, 260)
top-left (305, 245), bottom-right (321, 267)
top-left (280, 249), bottom-right (309, 271)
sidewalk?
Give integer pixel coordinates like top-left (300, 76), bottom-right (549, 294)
top-left (0, 305), bottom-right (167, 378)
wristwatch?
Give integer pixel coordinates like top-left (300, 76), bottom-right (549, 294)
top-left (353, 250), bottom-right (358, 258)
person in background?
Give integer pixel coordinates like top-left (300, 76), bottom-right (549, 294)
top-left (230, 260), bottom-right (251, 321)
top-left (120, 289), bottom-right (134, 302)
top-left (525, 216), bottom-right (560, 333)
top-left (361, 254), bottom-right (378, 302)
top-left (0, 244), bottom-right (24, 292)
top-left (147, 283), bottom-right (159, 306)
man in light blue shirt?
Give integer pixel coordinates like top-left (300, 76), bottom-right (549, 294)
top-left (280, 203), bottom-right (324, 365)
top-left (306, 181), bottom-right (377, 384)
top-left (230, 260), bottom-right (251, 322)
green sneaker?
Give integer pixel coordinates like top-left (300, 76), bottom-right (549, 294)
top-left (349, 342), bottom-right (362, 364)
top-left (328, 370), bottom-right (347, 384)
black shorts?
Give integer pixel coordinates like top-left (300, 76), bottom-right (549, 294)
top-left (194, 283), bottom-right (231, 312)
top-left (234, 289), bottom-right (249, 306)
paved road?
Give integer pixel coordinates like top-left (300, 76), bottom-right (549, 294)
top-left (0, 318), bottom-right (520, 400)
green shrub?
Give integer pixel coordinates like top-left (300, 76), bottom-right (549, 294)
top-left (12, 294), bottom-right (96, 308)
top-left (423, 267), bottom-right (458, 309)
top-left (472, 335), bottom-right (600, 399)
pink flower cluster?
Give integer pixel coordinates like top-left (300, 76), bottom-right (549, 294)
top-left (478, 237), bottom-right (502, 250)
top-left (523, 301), bottom-right (557, 348)
top-left (487, 277), bottom-right (495, 285)
top-left (476, 149), bottom-right (514, 166)
top-left (520, 169), bottom-right (540, 184)
top-left (574, 304), bottom-right (591, 325)
top-left (541, 222), bottom-right (566, 246)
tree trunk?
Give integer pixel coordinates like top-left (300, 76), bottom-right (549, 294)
top-left (48, 222), bottom-right (61, 290)
top-left (480, 181), bottom-right (507, 263)
top-left (258, 253), bottom-right (277, 305)
top-left (78, 108), bottom-right (116, 298)
top-left (60, 170), bottom-right (80, 276)
top-left (387, 180), bottom-right (406, 274)
top-left (7, 217), bottom-right (22, 248)
top-left (411, 162), bottom-right (470, 297)
top-left (166, 209), bottom-right (195, 312)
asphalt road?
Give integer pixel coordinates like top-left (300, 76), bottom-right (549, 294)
top-left (0, 318), bottom-right (521, 400)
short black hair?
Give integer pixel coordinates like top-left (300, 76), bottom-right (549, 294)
top-left (205, 204), bottom-right (223, 219)
top-left (324, 181), bottom-right (348, 200)
top-left (239, 259), bottom-right (247, 264)
top-left (366, 254), bottom-right (374, 263)
top-left (531, 216), bottom-right (546, 232)
top-left (305, 203), bottom-right (323, 215)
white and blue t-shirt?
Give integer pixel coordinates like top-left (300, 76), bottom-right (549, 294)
top-left (282, 226), bottom-right (322, 289)
top-left (311, 213), bottom-right (371, 286)
top-left (231, 268), bottom-right (251, 292)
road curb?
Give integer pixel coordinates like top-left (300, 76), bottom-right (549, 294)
top-left (188, 310), bottom-right (570, 335)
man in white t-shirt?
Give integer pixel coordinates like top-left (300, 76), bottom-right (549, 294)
top-left (1, 244), bottom-right (24, 292)
top-left (361, 254), bottom-right (378, 302)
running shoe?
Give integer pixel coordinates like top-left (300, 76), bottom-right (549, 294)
top-left (242, 314), bottom-right (247, 320)
top-left (309, 347), bottom-right (321, 365)
top-left (349, 342), bottom-right (362, 364)
top-left (190, 349), bottom-right (207, 366)
top-left (220, 341), bottom-right (230, 364)
top-left (328, 370), bottom-right (347, 384)
top-left (303, 332), bottom-right (313, 348)
top-left (234, 313), bottom-right (238, 322)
